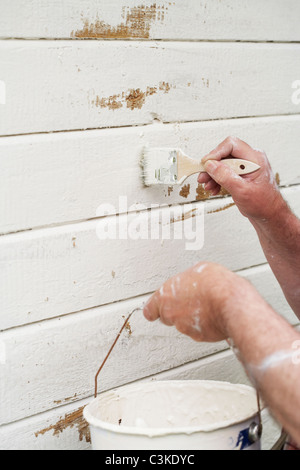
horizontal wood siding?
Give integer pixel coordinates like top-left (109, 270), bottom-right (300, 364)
top-left (0, 0), bottom-right (299, 449)
top-left (0, 0), bottom-right (300, 41)
top-left (0, 115), bottom-right (299, 235)
top-left (0, 42), bottom-right (300, 136)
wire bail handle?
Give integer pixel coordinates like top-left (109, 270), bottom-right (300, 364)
top-left (94, 307), bottom-right (142, 398)
top-left (93, 306), bottom-right (263, 444)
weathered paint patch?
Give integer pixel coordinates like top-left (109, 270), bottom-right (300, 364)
top-left (195, 184), bottom-right (230, 201)
top-left (72, 4), bottom-right (168, 39)
top-left (122, 315), bottom-right (133, 336)
top-left (90, 82), bottom-right (174, 111)
top-left (35, 406), bottom-right (91, 443)
top-left (94, 95), bottom-right (123, 111)
top-left (170, 207), bottom-right (197, 224)
top-left (126, 88), bottom-right (148, 110)
top-left (207, 202), bottom-right (236, 214)
top-left (195, 184), bottom-right (211, 201)
top-left (54, 393), bottom-right (77, 405)
top-left (219, 187), bottom-right (230, 197)
top-left (179, 184), bottom-right (190, 198)
top-left (125, 321), bottom-right (132, 335)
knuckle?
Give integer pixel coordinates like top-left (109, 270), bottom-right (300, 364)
top-left (225, 135), bottom-right (238, 145)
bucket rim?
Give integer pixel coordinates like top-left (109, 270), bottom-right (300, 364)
top-left (83, 380), bottom-right (261, 437)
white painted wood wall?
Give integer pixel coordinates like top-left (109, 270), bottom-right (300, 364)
top-left (0, 0), bottom-right (300, 450)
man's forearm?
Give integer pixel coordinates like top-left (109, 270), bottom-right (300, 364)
top-left (250, 199), bottom-right (300, 318)
top-left (200, 137), bottom-right (300, 317)
top-left (222, 281), bottom-right (300, 444)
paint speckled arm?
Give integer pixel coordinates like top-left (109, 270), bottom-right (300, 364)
top-left (251, 201), bottom-right (300, 319)
top-left (201, 136), bottom-right (300, 319)
top-left (144, 261), bottom-right (300, 445)
top-left (222, 281), bottom-right (300, 446)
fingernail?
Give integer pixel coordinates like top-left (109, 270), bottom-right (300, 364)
top-left (197, 173), bottom-right (206, 183)
top-left (204, 160), bottom-right (218, 173)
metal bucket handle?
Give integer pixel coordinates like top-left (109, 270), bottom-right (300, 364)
top-left (93, 306), bottom-right (263, 445)
top-left (94, 306), bottom-right (142, 398)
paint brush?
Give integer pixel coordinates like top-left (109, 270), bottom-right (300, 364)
top-left (140, 147), bottom-right (260, 186)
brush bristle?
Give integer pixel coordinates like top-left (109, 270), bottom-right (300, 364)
top-left (140, 147), bottom-right (179, 186)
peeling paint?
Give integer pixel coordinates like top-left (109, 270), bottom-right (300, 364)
top-left (179, 184), bottom-right (190, 198)
top-left (219, 187), bottom-right (230, 196)
top-left (72, 4), bottom-right (168, 39)
top-left (195, 184), bottom-right (230, 201)
top-left (126, 88), bottom-right (147, 110)
top-left (94, 95), bottom-right (123, 111)
top-left (122, 315), bottom-right (133, 336)
top-left (195, 184), bottom-right (211, 201)
top-left (170, 208), bottom-right (197, 224)
top-left (90, 82), bottom-right (175, 111)
top-left (159, 81), bottom-right (171, 93)
top-left (207, 202), bottom-right (236, 214)
top-left (125, 321), bottom-right (132, 336)
top-left (35, 407), bottom-right (91, 443)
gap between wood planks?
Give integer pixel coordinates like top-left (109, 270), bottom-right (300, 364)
top-left (1, 183), bottom-right (299, 238)
top-left (0, 348), bottom-right (236, 432)
top-left (0, 112), bottom-right (300, 139)
top-left (0, 193), bottom-right (231, 237)
top-left (0, 261), bottom-right (274, 333)
top-left (1, 37), bottom-right (300, 44)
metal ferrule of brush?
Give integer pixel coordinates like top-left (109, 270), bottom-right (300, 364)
top-left (155, 150), bottom-right (178, 184)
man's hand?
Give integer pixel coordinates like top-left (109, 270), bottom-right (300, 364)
top-left (198, 136), bottom-right (286, 221)
top-left (143, 262), bottom-right (253, 343)
top-left (143, 261), bottom-right (300, 444)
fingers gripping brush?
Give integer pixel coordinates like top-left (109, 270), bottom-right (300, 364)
top-left (140, 147), bottom-right (260, 186)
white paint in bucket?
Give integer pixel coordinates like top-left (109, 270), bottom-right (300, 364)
top-left (84, 380), bottom-right (262, 450)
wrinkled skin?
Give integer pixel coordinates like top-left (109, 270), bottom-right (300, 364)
top-left (198, 136), bottom-right (285, 221)
top-left (144, 261), bottom-right (253, 343)
top-left (143, 136), bottom-right (300, 444)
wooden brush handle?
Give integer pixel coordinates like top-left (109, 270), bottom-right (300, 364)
top-left (202, 159), bottom-right (260, 176)
top-left (177, 154), bottom-right (260, 184)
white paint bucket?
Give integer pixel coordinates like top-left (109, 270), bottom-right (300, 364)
top-left (84, 380), bottom-right (262, 450)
